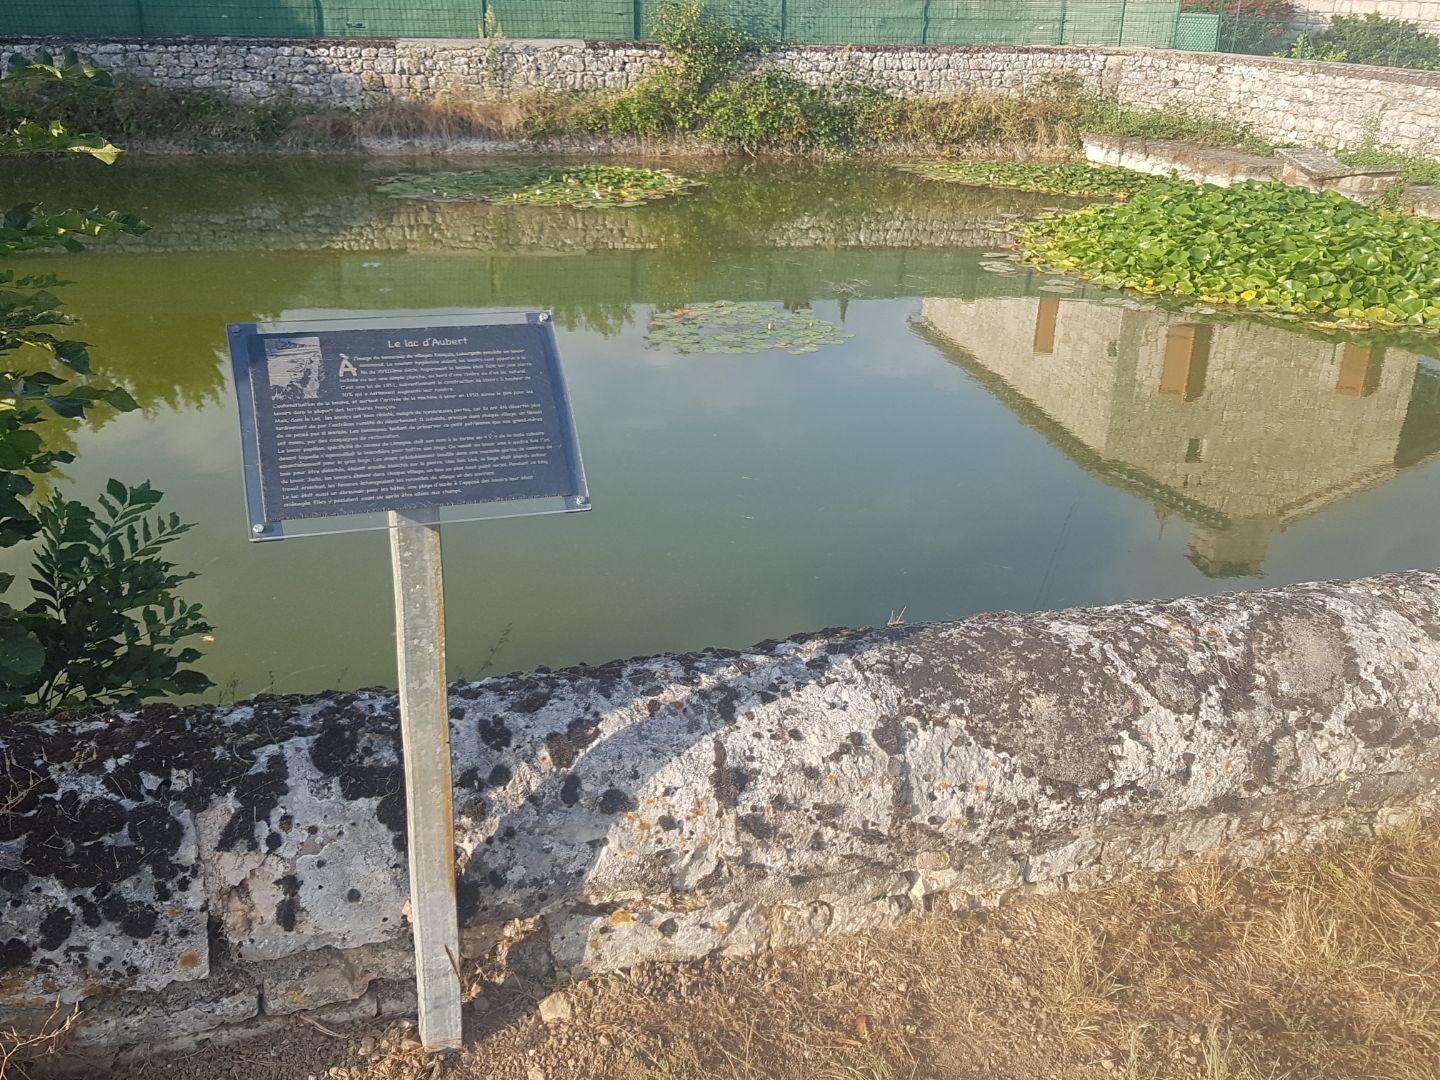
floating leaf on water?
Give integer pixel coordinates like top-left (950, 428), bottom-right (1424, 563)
top-left (376, 165), bottom-right (704, 209)
top-left (645, 301), bottom-right (850, 356)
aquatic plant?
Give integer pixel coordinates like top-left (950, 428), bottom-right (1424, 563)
top-left (900, 162), bottom-right (1171, 199)
top-left (376, 166), bottom-right (703, 208)
top-left (1017, 181), bottom-right (1440, 331)
top-left (647, 301), bottom-right (851, 354)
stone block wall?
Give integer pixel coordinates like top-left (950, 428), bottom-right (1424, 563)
top-left (3, 570), bottom-right (1440, 1056)
top-left (2, 37), bottom-right (1439, 155)
top-left (1290, 0), bottom-right (1440, 34)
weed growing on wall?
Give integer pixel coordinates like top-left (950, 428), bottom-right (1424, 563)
top-left (1018, 181), bottom-right (1440, 332)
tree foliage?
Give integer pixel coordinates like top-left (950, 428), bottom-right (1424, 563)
top-left (1, 48), bottom-right (211, 714)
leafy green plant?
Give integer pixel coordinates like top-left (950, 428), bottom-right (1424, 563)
top-left (900, 161), bottom-right (1171, 199)
top-left (1306, 13), bottom-right (1440, 70)
top-left (1337, 147), bottom-right (1440, 188)
top-left (1017, 181), bottom-right (1440, 332)
top-left (698, 74), bottom-right (877, 151)
top-left (647, 301), bottom-right (851, 354)
top-left (1, 481), bottom-right (212, 711)
top-left (1277, 32), bottom-right (1349, 62)
top-left (376, 165), bottom-right (703, 207)
top-left (2, 49), bottom-right (210, 714)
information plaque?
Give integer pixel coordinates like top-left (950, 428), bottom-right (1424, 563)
top-left (225, 309), bottom-right (591, 1051)
top-left (227, 310), bottom-right (589, 540)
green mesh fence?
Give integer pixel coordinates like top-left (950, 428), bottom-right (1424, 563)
top-left (1171, 10), bottom-right (1221, 49)
top-left (5, 0), bottom-right (1184, 47)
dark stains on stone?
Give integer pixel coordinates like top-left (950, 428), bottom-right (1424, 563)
top-left (738, 814), bottom-right (777, 840)
top-left (545, 714), bottom-right (601, 771)
top-left (598, 788), bottom-right (637, 815)
top-left (217, 753), bottom-right (290, 853)
top-left (711, 738), bottom-right (748, 810)
top-left (274, 875), bottom-right (302, 932)
top-left (38, 906), bottom-right (74, 951)
top-left (560, 774), bottom-right (582, 806)
top-left (477, 714), bottom-right (513, 751)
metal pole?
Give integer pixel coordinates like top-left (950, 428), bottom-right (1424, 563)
top-left (634, 0), bottom-right (643, 41)
top-left (389, 508), bottom-right (463, 1052)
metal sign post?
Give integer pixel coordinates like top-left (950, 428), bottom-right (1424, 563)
top-left (227, 310), bottom-right (589, 1053)
top-left (389, 507), bottom-right (461, 1048)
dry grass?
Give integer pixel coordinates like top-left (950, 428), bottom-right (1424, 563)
top-left (285, 92), bottom-right (564, 146)
top-left (0, 1005), bottom-right (78, 1080)
top-left (96, 820), bottom-right (1440, 1080)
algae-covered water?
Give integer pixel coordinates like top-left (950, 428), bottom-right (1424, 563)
top-left (4, 158), bottom-right (1438, 697)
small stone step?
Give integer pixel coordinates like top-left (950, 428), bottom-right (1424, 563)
top-left (1277, 148), bottom-right (1400, 182)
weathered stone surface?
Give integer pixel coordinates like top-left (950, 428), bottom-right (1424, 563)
top-left (0, 37), bottom-right (1437, 155)
top-left (3, 570), bottom-right (1440, 1047)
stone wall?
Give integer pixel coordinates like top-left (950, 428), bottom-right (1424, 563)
top-left (1290, 0), bottom-right (1440, 34)
top-left (3, 570), bottom-right (1440, 1059)
top-left (3, 36), bottom-right (1440, 155)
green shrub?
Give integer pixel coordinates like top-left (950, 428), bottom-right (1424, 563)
top-left (0, 66), bottom-right (313, 148)
top-left (1337, 147), bottom-right (1440, 187)
top-left (1018, 181), bottom-right (1440, 331)
top-left (1308, 13), bottom-right (1440, 69)
top-left (698, 74), bottom-right (877, 151)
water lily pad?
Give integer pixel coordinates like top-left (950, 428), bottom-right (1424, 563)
top-left (376, 165), bottom-right (703, 208)
top-left (647, 302), bottom-right (851, 356)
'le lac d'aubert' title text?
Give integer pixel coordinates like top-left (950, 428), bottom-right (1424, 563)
top-left (387, 336), bottom-right (471, 348)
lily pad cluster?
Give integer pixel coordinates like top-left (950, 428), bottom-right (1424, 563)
top-left (375, 165), bottom-right (703, 208)
top-left (900, 162), bottom-right (1168, 200)
top-left (1017, 181), bottom-right (1440, 332)
top-left (647, 301), bottom-right (851, 355)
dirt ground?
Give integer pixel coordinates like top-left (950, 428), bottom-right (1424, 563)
top-left (9, 821), bottom-right (1440, 1080)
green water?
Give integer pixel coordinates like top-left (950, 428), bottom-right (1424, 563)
top-left (4, 158), bottom-right (1439, 698)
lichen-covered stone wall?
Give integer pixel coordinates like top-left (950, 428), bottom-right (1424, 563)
top-left (2, 37), bottom-right (1439, 155)
top-left (3, 570), bottom-right (1440, 1056)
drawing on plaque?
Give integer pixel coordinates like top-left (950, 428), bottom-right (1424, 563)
top-left (264, 335), bottom-right (327, 401)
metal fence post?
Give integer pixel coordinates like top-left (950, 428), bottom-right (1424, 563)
top-left (634, 0), bottom-right (644, 40)
top-left (312, 0), bottom-right (324, 37)
top-left (780, 0), bottom-right (788, 41)
top-left (1059, 0), bottom-right (1069, 45)
top-left (133, 0), bottom-right (146, 36)
top-left (1118, 0), bottom-right (1129, 45)
top-left (921, 0), bottom-right (931, 45)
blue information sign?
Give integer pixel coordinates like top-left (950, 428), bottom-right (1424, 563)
top-left (227, 311), bottom-right (589, 539)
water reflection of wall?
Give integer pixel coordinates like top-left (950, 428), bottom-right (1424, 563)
top-left (920, 296), bottom-right (1440, 576)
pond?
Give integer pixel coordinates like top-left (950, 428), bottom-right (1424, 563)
top-left (4, 158), bottom-right (1439, 698)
